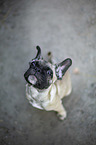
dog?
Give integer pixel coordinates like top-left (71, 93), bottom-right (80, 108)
top-left (24, 46), bottom-right (72, 120)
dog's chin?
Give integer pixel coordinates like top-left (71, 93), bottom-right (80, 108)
top-left (28, 75), bottom-right (37, 85)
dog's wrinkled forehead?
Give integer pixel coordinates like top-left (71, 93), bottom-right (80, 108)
top-left (29, 59), bottom-right (53, 70)
top-left (30, 59), bottom-right (48, 67)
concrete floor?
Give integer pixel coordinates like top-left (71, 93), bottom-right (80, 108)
top-left (0, 0), bottom-right (96, 144)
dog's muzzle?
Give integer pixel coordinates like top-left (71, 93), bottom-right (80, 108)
top-left (24, 69), bottom-right (37, 85)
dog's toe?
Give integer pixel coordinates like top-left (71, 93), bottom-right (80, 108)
top-left (57, 111), bottom-right (67, 120)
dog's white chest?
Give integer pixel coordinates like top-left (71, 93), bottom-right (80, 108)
top-left (25, 84), bottom-right (56, 110)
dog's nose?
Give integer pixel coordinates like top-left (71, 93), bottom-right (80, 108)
top-left (24, 69), bottom-right (30, 80)
top-left (24, 68), bottom-right (36, 85)
top-left (24, 68), bottom-right (36, 78)
top-left (24, 71), bottom-right (28, 79)
top-left (24, 70), bottom-right (31, 85)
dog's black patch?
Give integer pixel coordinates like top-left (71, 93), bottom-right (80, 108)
top-left (24, 61), bottom-right (53, 89)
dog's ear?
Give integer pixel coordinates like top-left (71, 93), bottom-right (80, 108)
top-left (55, 58), bottom-right (72, 80)
top-left (34, 46), bottom-right (41, 60)
top-left (29, 46), bottom-right (42, 65)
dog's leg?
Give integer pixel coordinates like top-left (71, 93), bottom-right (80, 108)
top-left (44, 97), bottom-right (67, 120)
top-left (56, 103), bottom-right (67, 120)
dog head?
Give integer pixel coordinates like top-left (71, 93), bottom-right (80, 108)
top-left (24, 46), bottom-right (72, 90)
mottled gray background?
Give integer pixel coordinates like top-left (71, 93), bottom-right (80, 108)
top-left (0, 0), bottom-right (96, 145)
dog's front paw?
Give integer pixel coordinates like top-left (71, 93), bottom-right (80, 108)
top-left (57, 111), bottom-right (67, 120)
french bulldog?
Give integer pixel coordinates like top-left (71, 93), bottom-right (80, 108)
top-left (24, 46), bottom-right (72, 120)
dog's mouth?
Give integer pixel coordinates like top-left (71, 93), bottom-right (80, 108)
top-left (24, 72), bottom-right (37, 85)
top-left (28, 75), bottom-right (37, 85)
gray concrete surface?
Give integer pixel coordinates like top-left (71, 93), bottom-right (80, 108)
top-left (0, 0), bottom-right (96, 145)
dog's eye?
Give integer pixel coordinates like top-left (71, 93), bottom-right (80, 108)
top-left (32, 62), bottom-right (35, 67)
top-left (47, 70), bottom-right (52, 75)
top-left (30, 62), bottom-right (35, 67)
top-left (37, 68), bottom-right (41, 72)
top-left (47, 69), bottom-right (53, 78)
